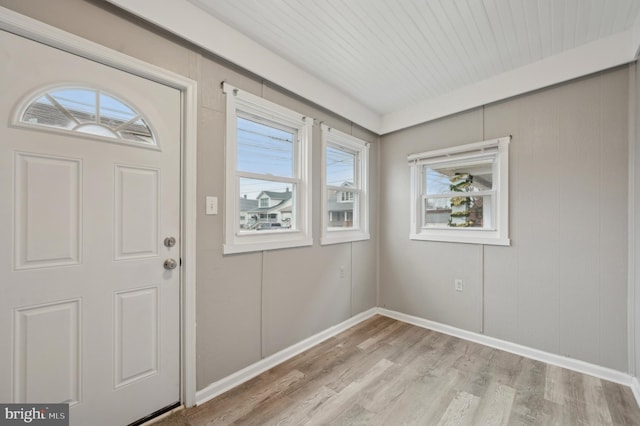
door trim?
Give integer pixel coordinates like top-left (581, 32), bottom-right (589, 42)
top-left (0, 7), bottom-right (198, 407)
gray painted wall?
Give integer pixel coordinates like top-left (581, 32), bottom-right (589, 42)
top-left (0, 0), bottom-right (379, 390)
top-left (380, 67), bottom-right (630, 372)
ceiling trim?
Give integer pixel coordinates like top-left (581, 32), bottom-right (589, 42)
top-left (106, 0), bottom-right (638, 136)
top-left (104, 0), bottom-right (383, 133)
top-left (381, 29), bottom-right (637, 134)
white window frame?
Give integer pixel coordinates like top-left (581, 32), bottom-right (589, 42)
top-left (223, 83), bottom-right (312, 254)
top-left (408, 136), bottom-right (510, 246)
top-left (321, 124), bottom-right (370, 245)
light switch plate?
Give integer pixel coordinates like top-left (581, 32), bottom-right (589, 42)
top-left (206, 196), bottom-right (218, 215)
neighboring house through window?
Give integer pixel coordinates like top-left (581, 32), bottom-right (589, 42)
top-left (246, 189), bottom-right (293, 230)
top-left (321, 124), bottom-right (370, 245)
top-left (223, 83), bottom-right (312, 253)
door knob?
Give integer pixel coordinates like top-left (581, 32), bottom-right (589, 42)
top-left (164, 258), bottom-right (178, 270)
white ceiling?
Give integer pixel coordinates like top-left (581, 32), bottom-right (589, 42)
top-left (107, 0), bottom-right (640, 134)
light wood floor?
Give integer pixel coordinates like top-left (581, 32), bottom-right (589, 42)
top-left (154, 315), bottom-right (640, 425)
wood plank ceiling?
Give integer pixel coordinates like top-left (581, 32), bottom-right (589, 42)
top-left (191, 0), bottom-right (640, 117)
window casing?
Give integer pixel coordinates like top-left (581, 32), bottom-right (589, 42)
top-left (408, 137), bottom-right (510, 245)
top-left (321, 124), bottom-right (370, 245)
top-left (223, 83), bottom-right (312, 253)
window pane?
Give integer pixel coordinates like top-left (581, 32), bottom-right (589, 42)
top-left (237, 117), bottom-right (294, 177)
top-left (425, 167), bottom-right (452, 195)
top-left (99, 93), bottom-right (136, 123)
top-left (326, 146), bottom-right (355, 187)
top-left (327, 189), bottom-right (357, 229)
top-left (424, 195), bottom-right (487, 228)
top-left (118, 118), bottom-right (154, 144)
top-left (51, 88), bottom-right (97, 123)
top-left (22, 96), bottom-right (74, 129)
top-left (425, 161), bottom-right (493, 195)
top-left (239, 177), bottom-right (294, 230)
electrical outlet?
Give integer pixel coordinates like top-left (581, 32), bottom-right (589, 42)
top-left (455, 279), bottom-right (464, 292)
top-left (340, 266), bottom-right (345, 279)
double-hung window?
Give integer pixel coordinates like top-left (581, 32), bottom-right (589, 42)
top-left (408, 136), bottom-right (510, 245)
top-left (223, 83), bottom-right (312, 253)
top-left (321, 124), bottom-right (370, 245)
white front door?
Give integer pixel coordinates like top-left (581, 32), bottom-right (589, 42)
top-left (0, 30), bottom-right (181, 425)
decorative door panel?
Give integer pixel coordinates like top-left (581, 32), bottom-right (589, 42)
top-left (114, 165), bottom-right (160, 260)
top-left (13, 299), bottom-right (81, 405)
top-left (114, 286), bottom-right (159, 388)
top-left (14, 153), bottom-right (82, 270)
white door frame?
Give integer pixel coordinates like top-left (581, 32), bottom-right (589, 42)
top-left (0, 7), bottom-right (198, 408)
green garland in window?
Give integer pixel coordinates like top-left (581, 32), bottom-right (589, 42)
top-left (448, 219), bottom-right (474, 227)
top-left (450, 196), bottom-right (471, 207)
top-left (449, 173), bottom-right (473, 227)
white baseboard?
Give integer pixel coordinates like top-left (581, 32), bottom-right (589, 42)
top-left (195, 308), bottom-right (378, 406)
top-left (632, 377), bottom-right (640, 408)
top-left (195, 306), bottom-right (640, 410)
top-left (377, 308), bottom-right (635, 387)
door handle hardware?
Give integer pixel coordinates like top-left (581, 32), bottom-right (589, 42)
top-left (164, 236), bottom-right (176, 248)
top-left (164, 258), bottom-right (178, 270)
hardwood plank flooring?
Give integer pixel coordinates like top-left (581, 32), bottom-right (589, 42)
top-left (152, 315), bottom-right (640, 425)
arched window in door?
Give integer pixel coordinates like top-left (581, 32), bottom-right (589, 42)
top-left (18, 87), bottom-right (156, 146)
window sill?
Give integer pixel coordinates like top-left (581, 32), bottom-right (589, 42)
top-left (410, 230), bottom-right (510, 246)
top-left (224, 236), bottom-right (313, 254)
top-left (320, 231), bottom-right (370, 246)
